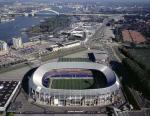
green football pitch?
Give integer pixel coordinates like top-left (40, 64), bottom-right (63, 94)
top-left (51, 79), bottom-right (94, 90)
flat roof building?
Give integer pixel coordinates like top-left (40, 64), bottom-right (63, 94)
top-left (12, 37), bottom-right (23, 49)
top-left (0, 40), bottom-right (8, 55)
top-left (0, 40), bottom-right (8, 51)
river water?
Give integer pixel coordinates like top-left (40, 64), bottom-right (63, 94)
top-left (0, 16), bottom-right (48, 43)
top-left (0, 7), bottom-right (75, 44)
top-left (0, 5), bottom-right (75, 44)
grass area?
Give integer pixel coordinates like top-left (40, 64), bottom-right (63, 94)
top-left (51, 79), bottom-right (94, 90)
top-left (58, 57), bottom-right (91, 62)
top-left (40, 46), bottom-right (87, 62)
top-left (6, 112), bottom-right (14, 116)
top-left (0, 62), bottom-right (28, 74)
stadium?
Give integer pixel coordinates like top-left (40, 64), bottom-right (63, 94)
top-left (29, 62), bottom-right (121, 107)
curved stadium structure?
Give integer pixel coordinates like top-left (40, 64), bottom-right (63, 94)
top-left (29, 62), bottom-right (121, 107)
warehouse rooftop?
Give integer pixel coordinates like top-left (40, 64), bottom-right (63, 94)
top-left (0, 81), bottom-right (20, 111)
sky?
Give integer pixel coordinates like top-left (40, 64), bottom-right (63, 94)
top-left (0, 0), bottom-right (150, 2)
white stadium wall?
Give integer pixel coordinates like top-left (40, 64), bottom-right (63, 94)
top-left (29, 62), bottom-right (121, 107)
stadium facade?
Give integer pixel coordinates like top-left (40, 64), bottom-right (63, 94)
top-left (29, 62), bottom-right (121, 107)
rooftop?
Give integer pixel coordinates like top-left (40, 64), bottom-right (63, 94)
top-left (0, 81), bottom-right (20, 111)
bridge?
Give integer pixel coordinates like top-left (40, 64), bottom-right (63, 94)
top-left (1, 8), bottom-right (135, 17)
top-left (33, 8), bottom-right (60, 15)
top-left (1, 8), bottom-right (60, 16)
top-left (1, 12), bottom-right (124, 17)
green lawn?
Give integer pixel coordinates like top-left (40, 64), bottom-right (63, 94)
top-left (51, 79), bottom-right (94, 90)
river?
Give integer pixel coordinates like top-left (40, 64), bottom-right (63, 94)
top-left (0, 15), bottom-right (52, 44)
top-left (0, 8), bottom-right (73, 44)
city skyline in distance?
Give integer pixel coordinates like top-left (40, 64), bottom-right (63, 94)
top-left (0, 0), bottom-right (150, 3)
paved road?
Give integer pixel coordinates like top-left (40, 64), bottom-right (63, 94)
top-left (85, 18), bottom-right (108, 48)
top-left (0, 66), bottom-right (31, 81)
top-left (0, 46), bottom-right (85, 81)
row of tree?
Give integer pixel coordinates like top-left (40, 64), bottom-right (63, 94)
top-left (27, 15), bottom-right (71, 35)
top-left (122, 58), bottom-right (150, 99)
top-left (119, 47), bottom-right (150, 74)
top-left (40, 15), bottom-right (71, 33)
top-left (119, 47), bottom-right (150, 99)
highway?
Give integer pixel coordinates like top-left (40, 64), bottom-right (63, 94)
top-left (85, 17), bottom-right (121, 63)
top-left (85, 18), bottom-right (109, 48)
